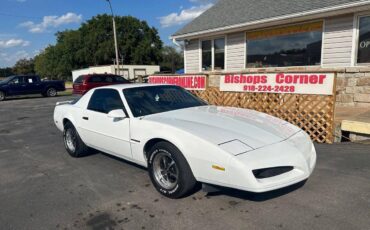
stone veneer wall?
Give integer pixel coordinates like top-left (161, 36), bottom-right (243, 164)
top-left (336, 69), bottom-right (370, 107)
top-left (202, 66), bottom-right (370, 107)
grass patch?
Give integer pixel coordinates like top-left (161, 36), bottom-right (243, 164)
top-left (59, 89), bottom-right (73, 96)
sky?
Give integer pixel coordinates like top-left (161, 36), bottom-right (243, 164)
top-left (0, 0), bottom-right (216, 68)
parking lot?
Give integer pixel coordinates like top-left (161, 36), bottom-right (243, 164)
top-left (0, 95), bottom-right (369, 230)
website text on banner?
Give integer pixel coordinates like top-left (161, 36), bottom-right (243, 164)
top-left (220, 73), bottom-right (335, 95)
top-left (148, 75), bottom-right (206, 90)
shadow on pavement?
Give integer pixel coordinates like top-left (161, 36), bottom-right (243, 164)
top-left (204, 180), bottom-right (307, 201)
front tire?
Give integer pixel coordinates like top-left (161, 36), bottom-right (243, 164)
top-left (148, 142), bottom-right (196, 199)
top-left (0, 91), bottom-right (5, 101)
top-left (63, 122), bottom-right (89, 157)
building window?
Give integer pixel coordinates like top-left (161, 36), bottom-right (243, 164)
top-left (246, 22), bottom-right (323, 68)
top-left (357, 16), bottom-right (370, 64)
top-left (214, 38), bottom-right (225, 70)
top-left (201, 38), bottom-right (225, 71)
top-left (202, 40), bottom-right (212, 71)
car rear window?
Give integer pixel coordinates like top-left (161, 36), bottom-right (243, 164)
top-left (74, 76), bottom-right (85, 84)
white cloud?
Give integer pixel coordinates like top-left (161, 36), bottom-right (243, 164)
top-left (0, 50), bottom-right (30, 67)
top-left (159, 3), bottom-right (213, 28)
top-left (0, 39), bottom-right (30, 48)
top-left (20, 12), bottom-right (82, 33)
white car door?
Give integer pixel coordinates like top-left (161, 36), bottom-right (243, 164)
top-left (79, 88), bottom-right (132, 159)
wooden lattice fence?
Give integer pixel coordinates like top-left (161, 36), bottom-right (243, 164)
top-left (192, 87), bottom-right (336, 143)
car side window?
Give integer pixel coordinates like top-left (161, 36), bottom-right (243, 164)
top-left (105, 76), bottom-right (114, 83)
top-left (87, 89), bottom-right (125, 114)
top-left (25, 76), bottom-right (37, 84)
top-left (114, 76), bottom-right (129, 83)
top-left (9, 77), bottom-right (23, 85)
top-left (89, 76), bottom-right (103, 83)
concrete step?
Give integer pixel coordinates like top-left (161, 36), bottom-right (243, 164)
top-left (335, 106), bottom-right (370, 142)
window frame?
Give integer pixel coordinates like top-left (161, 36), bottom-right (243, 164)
top-left (354, 13), bottom-right (370, 66)
top-left (199, 36), bottom-right (227, 72)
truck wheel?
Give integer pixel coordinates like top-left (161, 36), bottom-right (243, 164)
top-left (63, 122), bottom-right (89, 157)
top-left (0, 91), bottom-right (5, 101)
top-left (46, 87), bottom-right (57, 97)
top-left (148, 141), bottom-right (197, 199)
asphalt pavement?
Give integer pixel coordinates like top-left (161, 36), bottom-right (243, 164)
top-left (0, 95), bottom-right (369, 230)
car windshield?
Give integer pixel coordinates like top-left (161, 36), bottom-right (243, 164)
top-left (123, 85), bottom-right (207, 117)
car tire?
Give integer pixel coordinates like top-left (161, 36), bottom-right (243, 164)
top-left (63, 122), bottom-right (89, 157)
top-left (148, 141), bottom-right (197, 199)
top-left (0, 91), bottom-right (5, 101)
top-left (46, 87), bottom-right (57, 97)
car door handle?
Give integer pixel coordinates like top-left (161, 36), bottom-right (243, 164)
top-left (82, 117), bottom-right (89, 120)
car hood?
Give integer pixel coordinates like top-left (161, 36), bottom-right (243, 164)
top-left (144, 106), bottom-right (301, 149)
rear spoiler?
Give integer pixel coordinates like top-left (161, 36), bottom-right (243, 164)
top-left (56, 101), bottom-right (73, 106)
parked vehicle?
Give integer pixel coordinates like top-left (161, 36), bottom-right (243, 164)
top-left (53, 84), bottom-right (316, 198)
top-left (73, 74), bottom-right (130, 95)
top-left (0, 75), bottom-right (65, 101)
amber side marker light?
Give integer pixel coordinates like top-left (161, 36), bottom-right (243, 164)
top-left (212, 165), bottom-right (225, 171)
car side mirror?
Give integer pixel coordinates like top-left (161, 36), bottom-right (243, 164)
top-left (107, 109), bottom-right (127, 120)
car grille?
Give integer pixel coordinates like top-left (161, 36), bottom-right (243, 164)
top-left (252, 166), bottom-right (294, 179)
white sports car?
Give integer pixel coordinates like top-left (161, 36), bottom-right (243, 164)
top-left (53, 84), bottom-right (316, 198)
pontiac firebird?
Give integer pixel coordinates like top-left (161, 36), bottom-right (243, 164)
top-left (53, 84), bottom-right (316, 198)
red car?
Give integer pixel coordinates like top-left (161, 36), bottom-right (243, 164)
top-left (73, 74), bottom-right (130, 95)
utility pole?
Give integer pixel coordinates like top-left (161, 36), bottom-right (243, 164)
top-left (106, 0), bottom-right (120, 75)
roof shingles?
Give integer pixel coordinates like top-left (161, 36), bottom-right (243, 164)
top-left (173, 0), bottom-right (367, 36)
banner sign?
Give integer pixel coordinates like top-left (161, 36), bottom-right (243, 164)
top-left (220, 73), bottom-right (335, 95)
top-left (148, 75), bottom-right (206, 90)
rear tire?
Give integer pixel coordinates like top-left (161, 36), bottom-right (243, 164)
top-left (46, 87), bottom-right (57, 97)
top-left (148, 142), bottom-right (196, 199)
top-left (0, 91), bottom-right (5, 101)
top-left (63, 122), bottom-right (89, 157)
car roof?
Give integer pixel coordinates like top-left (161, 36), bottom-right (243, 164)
top-left (82, 74), bottom-right (120, 77)
top-left (98, 83), bottom-right (169, 90)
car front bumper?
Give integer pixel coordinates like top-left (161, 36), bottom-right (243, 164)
top-left (224, 132), bottom-right (316, 193)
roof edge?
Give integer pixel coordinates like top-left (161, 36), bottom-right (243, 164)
top-left (172, 0), bottom-right (370, 40)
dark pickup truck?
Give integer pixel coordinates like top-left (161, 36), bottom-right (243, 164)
top-left (0, 75), bottom-right (65, 101)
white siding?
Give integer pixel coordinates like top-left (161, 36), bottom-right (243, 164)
top-left (185, 39), bottom-right (200, 73)
top-left (322, 14), bottom-right (354, 67)
top-left (226, 32), bottom-right (245, 71)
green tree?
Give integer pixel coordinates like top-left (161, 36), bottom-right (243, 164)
top-left (35, 46), bottom-right (64, 80)
top-left (0, 67), bottom-right (14, 78)
top-left (159, 46), bottom-right (184, 73)
top-left (12, 58), bottom-right (35, 75)
top-left (35, 14), bottom-right (163, 80)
